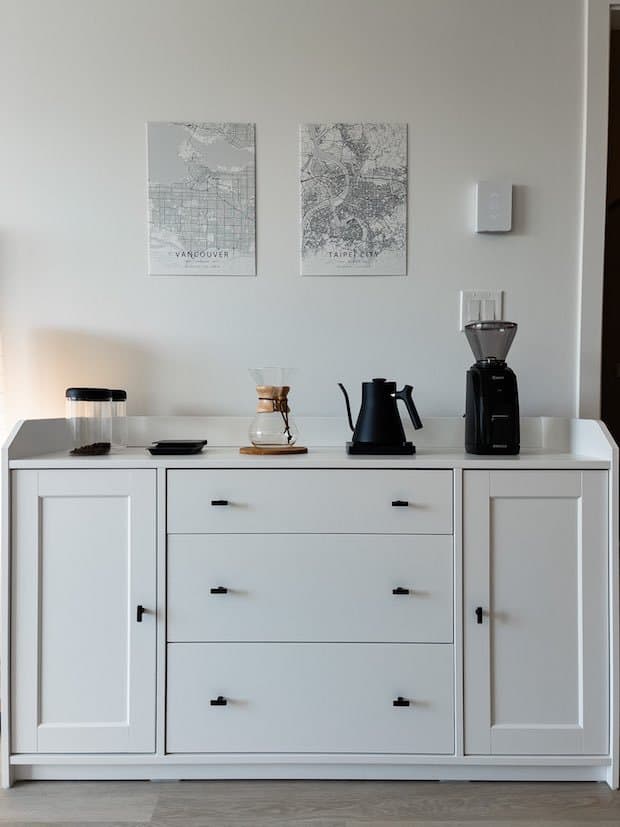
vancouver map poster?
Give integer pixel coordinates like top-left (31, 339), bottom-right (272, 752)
top-left (147, 122), bottom-right (256, 276)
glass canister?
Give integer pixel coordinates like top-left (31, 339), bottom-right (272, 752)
top-left (65, 388), bottom-right (112, 455)
top-left (110, 389), bottom-right (128, 450)
top-left (248, 368), bottom-right (299, 447)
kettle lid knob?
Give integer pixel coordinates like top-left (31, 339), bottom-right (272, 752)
top-left (372, 377), bottom-right (386, 383)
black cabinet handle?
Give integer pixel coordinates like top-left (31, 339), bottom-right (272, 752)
top-left (392, 500), bottom-right (409, 507)
top-left (210, 695), bottom-right (228, 706)
top-left (393, 696), bottom-right (411, 707)
top-left (136, 605), bottom-right (145, 623)
top-left (392, 587), bottom-right (410, 595)
top-left (211, 499), bottom-right (229, 506)
top-left (210, 586), bottom-right (228, 595)
top-left (475, 606), bottom-right (484, 624)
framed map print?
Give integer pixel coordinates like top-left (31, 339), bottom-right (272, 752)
top-left (147, 122), bottom-right (256, 276)
top-left (300, 123), bottom-right (407, 276)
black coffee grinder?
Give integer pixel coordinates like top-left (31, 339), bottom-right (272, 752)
top-left (464, 321), bottom-right (520, 455)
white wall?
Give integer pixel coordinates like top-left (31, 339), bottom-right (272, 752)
top-left (0, 0), bottom-right (584, 423)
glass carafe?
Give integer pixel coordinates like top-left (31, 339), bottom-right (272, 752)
top-left (249, 368), bottom-right (299, 447)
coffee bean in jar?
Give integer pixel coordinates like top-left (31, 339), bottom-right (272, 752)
top-left (65, 388), bottom-right (112, 455)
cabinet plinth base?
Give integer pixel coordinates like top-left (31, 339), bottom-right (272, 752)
top-left (9, 757), bottom-right (613, 787)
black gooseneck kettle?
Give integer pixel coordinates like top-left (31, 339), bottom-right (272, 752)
top-left (338, 378), bottom-right (423, 455)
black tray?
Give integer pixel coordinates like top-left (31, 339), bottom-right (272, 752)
top-left (148, 439), bottom-right (207, 455)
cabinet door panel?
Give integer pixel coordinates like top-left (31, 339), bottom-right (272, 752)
top-left (11, 470), bottom-right (156, 753)
top-left (464, 470), bottom-right (609, 756)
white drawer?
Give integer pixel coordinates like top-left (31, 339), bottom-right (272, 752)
top-left (166, 643), bottom-right (454, 754)
top-left (167, 469), bottom-right (453, 534)
top-left (167, 534), bottom-right (453, 643)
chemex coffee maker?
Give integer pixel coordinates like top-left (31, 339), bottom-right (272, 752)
top-left (338, 378), bottom-right (423, 455)
top-left (464, 321), bottom-right (520, 455)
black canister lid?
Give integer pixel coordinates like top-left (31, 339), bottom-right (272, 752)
top-left (110, 389), bottom-right (127, 401)
top-left (65, 387), bottom-right (111, 401)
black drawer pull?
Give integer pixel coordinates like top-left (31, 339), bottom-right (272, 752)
top-left (210, 586), bottom-right (228, 595)
top-left (393, 696), bottom-right (411, 707)
top-left (475, 606), bottom-right (484, 624)
top-left (136, 605), bottom-right (145, 622)
top-left (210, 695), bottom-right (228, 706)
top-left (391, 500), bottom-right (409, 507)
top-left (392, 587), bottom-right (410, 595)
top-left (211, 499), bottom-right (229, 506)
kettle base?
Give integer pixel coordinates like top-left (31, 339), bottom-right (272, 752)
top-left (346, 441), bottom-right (416, 455)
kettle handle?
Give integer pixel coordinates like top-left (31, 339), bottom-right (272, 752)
top-left (338, 383), bottom-right (355, 432)
top-left (396, 385), bottom-right (423, 430)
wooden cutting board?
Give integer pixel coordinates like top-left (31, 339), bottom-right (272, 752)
top-left (239, 445), bottom-right (308, 455)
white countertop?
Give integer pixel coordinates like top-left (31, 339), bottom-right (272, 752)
top-left (7, 445), bottom-right (611, 470)
top-left (5, 417), bottom-right (615, 471)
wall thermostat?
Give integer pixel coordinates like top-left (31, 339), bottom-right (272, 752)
top-left (475, 181), bottom-right (512, 232)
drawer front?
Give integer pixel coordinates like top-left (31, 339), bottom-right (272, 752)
top-left (167, 469), bottom-right (453, 534)
top-left (167, 534), bottom-right (453, 643)
top-left (166, 643), bottom-right (454, 754)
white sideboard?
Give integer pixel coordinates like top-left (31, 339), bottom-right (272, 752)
top-left (1, 416), bottom-right (618, 788)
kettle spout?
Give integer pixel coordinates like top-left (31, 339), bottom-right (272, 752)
top-left (338, 383), bottom-right (355, 431)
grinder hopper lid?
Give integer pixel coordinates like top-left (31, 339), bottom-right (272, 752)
top-left (465, 320), bottom-right (517, 363)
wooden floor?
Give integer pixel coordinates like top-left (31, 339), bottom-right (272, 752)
top-left (0, 780), bottom-right (618, 826)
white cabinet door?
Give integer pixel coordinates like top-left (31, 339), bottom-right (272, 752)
top-left (464, 470), bottom-right (609, 756)
top-left (11, 470), bottom-right (157, 753)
